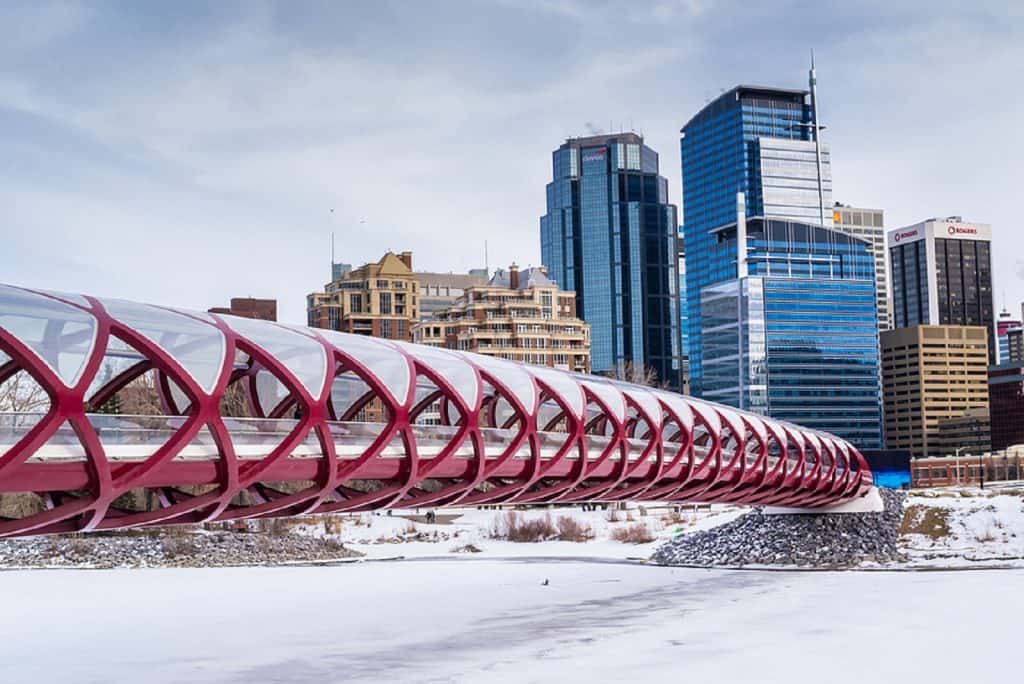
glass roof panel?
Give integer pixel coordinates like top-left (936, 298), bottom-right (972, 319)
top-left (652, 390), bottom-right (694, 432)
top-left (525, 366), bottom-right (584, 418)
top-left (462, 352), bottom-right (537, 414)
top-left (31, 289), bottom-right (91, 310)
top-left (218, 316), bottom-right (328, 398)
top-left (102, 298), bottom-right (227, 394)
top-left (579, 378), bottom-right (626, 423)
top-left (612, 383), bottom-right (661, 427)
top-left (686, 397), bottom-right (722, 433)
top-left (392, 342), bottom-right (479, 409)
top-left (318, 329), bottom-right (411, 404)
top-left (0, 284), bottom-right (97, 387)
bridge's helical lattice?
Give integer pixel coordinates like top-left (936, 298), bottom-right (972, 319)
top-left (0, 284), bottom-right (873, 537)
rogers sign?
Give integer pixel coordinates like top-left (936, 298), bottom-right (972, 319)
top-left (947, 225), bottom-right (978, 236)
top-left (893, 229), bottom-right (919, 243)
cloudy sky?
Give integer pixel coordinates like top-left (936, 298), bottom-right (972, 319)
top-left (2, 0), bottom-right (1022, 324)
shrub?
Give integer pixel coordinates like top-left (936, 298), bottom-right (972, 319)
top-left (322, 516), bottom-right (343, 536)
top-left (555, 516), bottom-right (595, 542)
top-left (493, 511), bottom-right (557, 542)
top-left (611, 522), bottom-right (655, 544)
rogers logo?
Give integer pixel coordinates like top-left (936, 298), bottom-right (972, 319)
top-left (948, 225), bottom-right (978, 236)
top-left (893, 230), bottom-right (918, 243)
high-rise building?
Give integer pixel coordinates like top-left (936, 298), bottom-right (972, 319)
top-left (880, 325), bottom-right (990, 459)
top-left (307, 251), bottom-right (420, 341)
top-left (888, 216), bottom-right (995, 361)
top-left (833, 204), bottom-right (890, 331)
top-left (1007, 327), bottom-right (1024, 363)
top-left (996, 308), bottom-right (1022, 363)
top-left (680, 77), bottom-right (882, 448)
top-left (989, 361), bottom-right (1024, 451)
top-left (413, 264), bottom-right (590, 373)
top-left (540, 132), bottom-right (682, 389)
top-left (208, 297), bottom-right (277, 321)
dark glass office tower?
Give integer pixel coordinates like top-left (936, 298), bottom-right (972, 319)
top-left (680, 82), bottom-right (883, 449)
top-left (540, 133), bottom-right (683, 389)
top-left (889, 217), bottom-right (995, 362)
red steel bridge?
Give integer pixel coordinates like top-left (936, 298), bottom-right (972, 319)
top-left (0, 284), bottom-right (873, 537)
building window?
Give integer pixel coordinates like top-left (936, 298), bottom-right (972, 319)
top-left (381, 319), bottom-right (393, 338)
top-left (380, 292), bottom-right (392, 315)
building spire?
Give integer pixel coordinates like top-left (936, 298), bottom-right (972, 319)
top-left (809, 49), bottom-right (826, 229)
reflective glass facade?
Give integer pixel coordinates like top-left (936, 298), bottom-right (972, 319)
top-left (680, 85), bottom-right (883, 448)
top-left (698, 219), bottom-right (883, 447)
top-left (541, 134), bottom-right (682, 388)
top-left (681, 86), bottom-right (824, 394)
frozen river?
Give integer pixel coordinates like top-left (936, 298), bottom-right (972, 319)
top-left (2, 559), bottom-right (1022, 683)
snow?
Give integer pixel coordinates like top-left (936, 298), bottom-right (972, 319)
top-left (901, 489), bottom-right (1024, 567)
top-left (1, 562), bottom-right (1023, 683)
top-left (285, 503), bottom-right (747, 561)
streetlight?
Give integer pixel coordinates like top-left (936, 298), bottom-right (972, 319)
top-left (954, 446), bottom-right (969, 485)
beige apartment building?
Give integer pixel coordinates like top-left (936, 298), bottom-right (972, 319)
top-left (413, 264), bottom-right (590, 373)
top-left (881, 325), bottom-right (990, 459)
top-left (307, 251), bottom-right (420, 341)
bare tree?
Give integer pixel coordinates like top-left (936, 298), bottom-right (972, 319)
top-left (0, 371), bottom-right (49, 415)
top-left (601, 361), bottom-right (665, 388)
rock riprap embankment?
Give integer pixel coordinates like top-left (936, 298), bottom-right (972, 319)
top-left (651, 489), bottom-right (906, 568)
top-left (0, 530), bottom-right (359, 569)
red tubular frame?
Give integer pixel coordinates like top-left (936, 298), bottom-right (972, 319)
top-left (0, 284), bottom-right (873, 537)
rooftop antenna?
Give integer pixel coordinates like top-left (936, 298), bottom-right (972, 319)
top-left (485, 239), bottom-right (490, 276)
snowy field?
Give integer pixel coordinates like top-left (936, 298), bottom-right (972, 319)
top-left (2, 561), bottom-right (1023, 683)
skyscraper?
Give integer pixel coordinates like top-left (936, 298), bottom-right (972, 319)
top-left (996, 308), bottom-right (1021, 363)
top-left (540, 133), bottom-right (683, 389)
top-left (888, 216), bottom-right (995, 362)
top-left (680, 75), bottom-right (883, 448)
top-left (833, 204), bottom-right (890, 332)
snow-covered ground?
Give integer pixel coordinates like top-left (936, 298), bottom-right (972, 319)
top-left (283, 491), bottom-right (1024, 569)
top-left (284, 503), bottom-right (746, 561)
top-left (900, 489), bottom-right (1024, 567)
top-left (2, 561), bottom-right (1022, 683)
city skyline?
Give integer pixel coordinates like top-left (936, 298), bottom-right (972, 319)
top-left (1, 1), bottom-right (1022, 325)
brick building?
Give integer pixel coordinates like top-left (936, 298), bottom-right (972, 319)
top-left (209, 298), bottom-right (277, 321)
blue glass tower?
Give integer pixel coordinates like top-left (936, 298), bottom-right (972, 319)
top-left (681, 85), bottom-right (883, 448)
top-left (541, 133), bottom-right (682, 389)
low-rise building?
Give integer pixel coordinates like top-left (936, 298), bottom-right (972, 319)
top-left (881, 325), bottom-right (989, 459)
top-left (307, 251), bottom-right (420, 341)
top-left (910, 447), bottom-right (1024, 488)
top-left (413, 264), bottom-right (590, 373)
